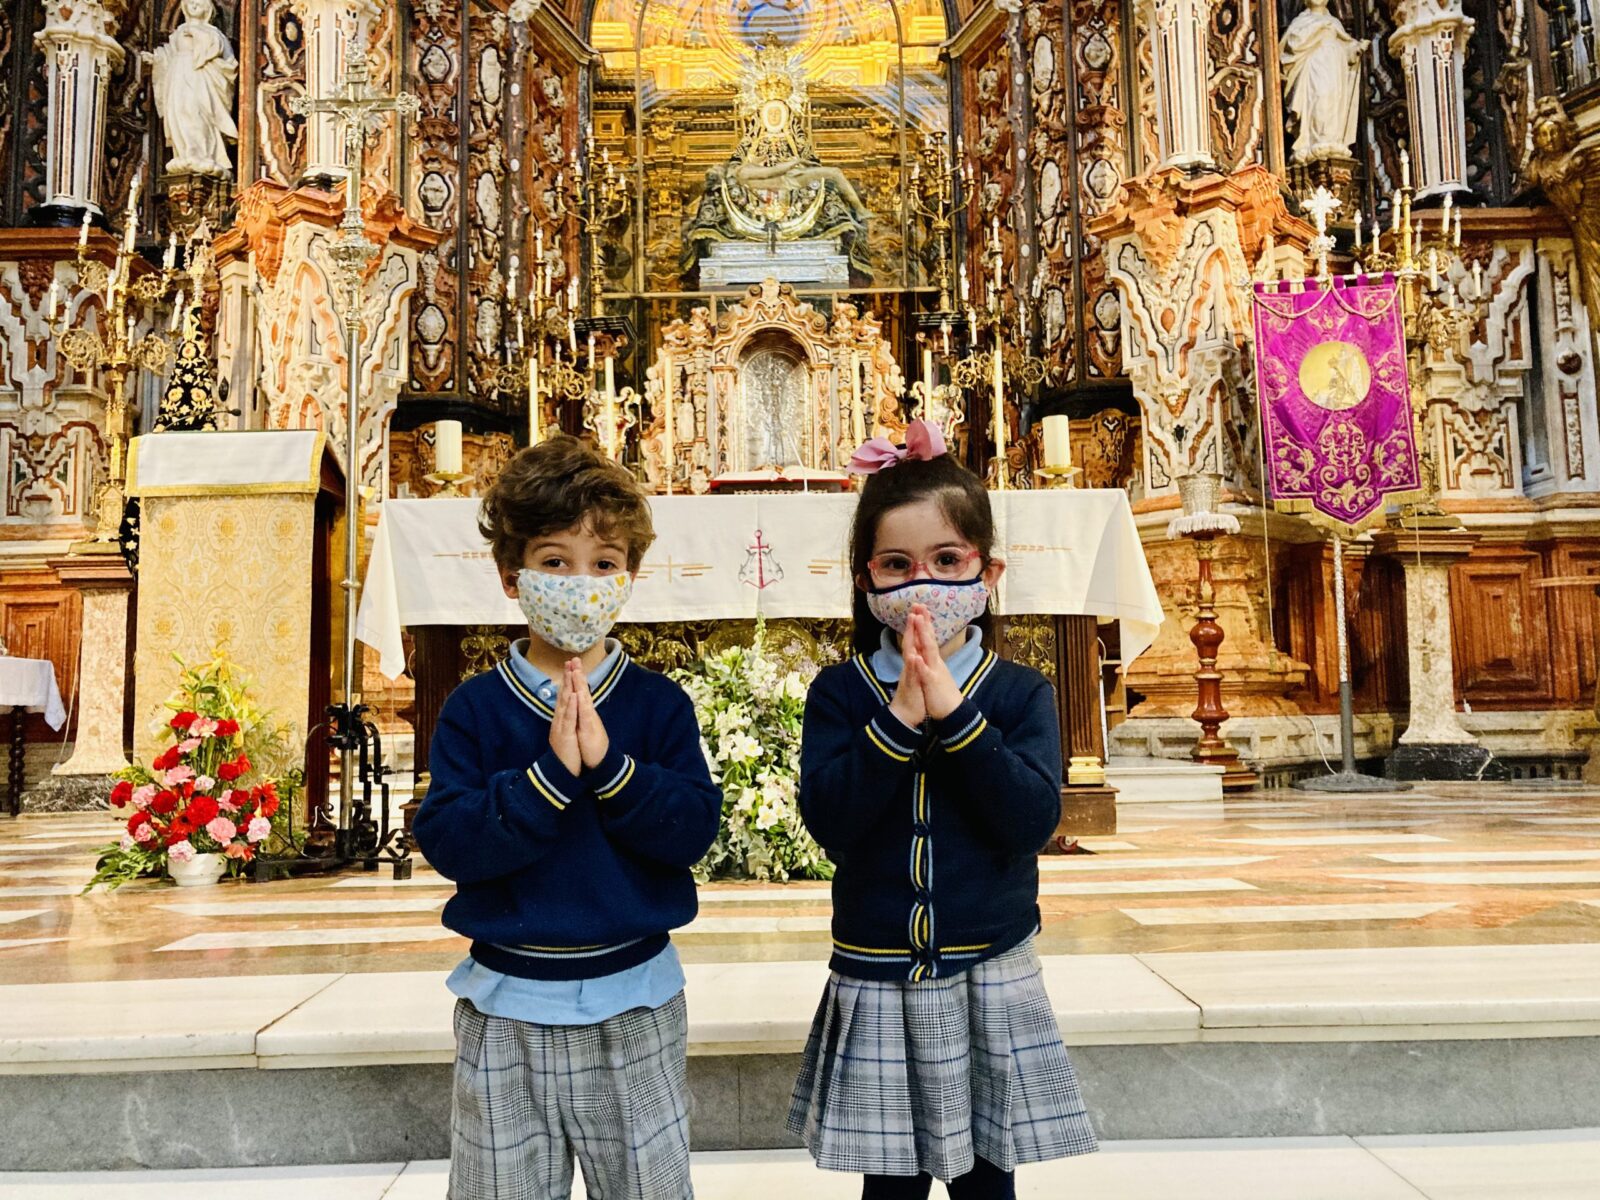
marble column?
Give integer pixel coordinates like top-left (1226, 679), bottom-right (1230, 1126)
top-left (1141, 0), bottom-right (1215, 171)
top-left (25, 550), bottom-right (132, 811)
top-left (33, 0), bottom-right (124, 217)
top-left (1389, 0), bottom-right (1474, 199)
top-left (288, 0), bottom-right (382, 182)
top-left (1373, 525), bottom-right (1496, 780)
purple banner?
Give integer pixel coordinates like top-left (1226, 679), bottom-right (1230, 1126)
top-left (1251, 274), bottom-right (1419, 532)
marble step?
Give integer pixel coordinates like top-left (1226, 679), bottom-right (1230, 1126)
top-left (1107, 755), bottom-right (1225, 803)
top-left (8, 1132), bottom-right (1600, 1200)
top-left (4, 945), bottom-right (1600, 1169)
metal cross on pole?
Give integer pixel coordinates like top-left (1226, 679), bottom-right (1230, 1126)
top-left (291, 38), bottom-right (420, 849)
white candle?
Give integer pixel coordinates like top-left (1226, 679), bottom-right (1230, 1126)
top-left (1399, 147), bottom-right (1410, 189)
top-left (663, 353), bottom-right (675, 493)
top-left (568, 277), bottom-right (579, 310)
top-left (941, 320), bottom-right (952, 355)
top-left (604, 353), bottom-right (615, 402)
top-left (169, 290), bottom-right (184, 332)
top-left (588, 333), bottom-right (597, 372)
top-left (1440, 194), bottom-right (1452, 241)
top-left (959, 264), bottom-right (969, 304)
top-left (968, 306), bottom-right (978, 344)
top-left (1043, 413), bottom-right (1071, 469)
top-left (535, 226), bottom-right (543, 263)
top-left (1453, 208), bottom-right (1462, 248)
top-left (1472, 259), bottom-right (1484, 299)
top-left (163, 233), bottom-right (176, 272)
top-left (1353, 210), bottom-right (1363, 252)
top-left (434, 420), bottom-right (463, 475)
top-left (508, 255), bottom-right (519, 302)
top-left (1427, 249), bottom-right (1439, 289)
top-left (921, 345), bottom-right (934, 392)
top-left (567, 314), bottom-right (577, 354)
top-left (45, 279), bottom-right (59, 322)
top-left (78, 211), bottom-right (90, 250)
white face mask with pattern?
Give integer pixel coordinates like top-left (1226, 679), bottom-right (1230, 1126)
top-left (516, 570), bottom-right (633, 653)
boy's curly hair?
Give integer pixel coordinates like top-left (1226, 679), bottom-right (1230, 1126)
top-left (479, 435), bottom-right (656, 576)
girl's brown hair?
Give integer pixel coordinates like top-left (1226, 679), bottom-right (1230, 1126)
top-left (847, 453), bottom-right (995, 655)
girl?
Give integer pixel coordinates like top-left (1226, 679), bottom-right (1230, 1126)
top-left (788, 421), bottom-right (1097, 1199)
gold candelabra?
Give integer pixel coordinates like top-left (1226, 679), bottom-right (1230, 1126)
top-left (947, 220), bottom-right (1046, 490)
top-left (554, 136), bottom-right (632, 320)
top-left (49, 177), bottom-right (183, 541)
top-left (1344, 154), bottom-right (1488, 518)
top-left (906, 132), bottom-right (973, 313)
top-left (500, 250), bottom-right (591, 446)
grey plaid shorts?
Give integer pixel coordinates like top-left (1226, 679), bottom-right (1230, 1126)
top-left (787, 937), bottom-right (1098, 1180)
top-left (449, 992), bottom-right (693, 1200)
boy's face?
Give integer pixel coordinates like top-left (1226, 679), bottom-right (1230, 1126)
top-left (499, 520), bottom-right (634, 599)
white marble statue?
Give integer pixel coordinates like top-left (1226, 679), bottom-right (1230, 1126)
top-left (1279, 0), bottom-right (1368, 162)
top-left (143, 0), bottom-right (238, 177)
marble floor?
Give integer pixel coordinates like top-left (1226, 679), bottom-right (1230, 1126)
top-left (5, 1132), bottom-right (1600, 1199)
top-left (4, 782), bottom-right (1600, 984)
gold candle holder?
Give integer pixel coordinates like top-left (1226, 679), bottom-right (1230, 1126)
top-left (423, 471), bottom-right (472, 498)
top-left (1036, 465), bottom-right (1082, 489)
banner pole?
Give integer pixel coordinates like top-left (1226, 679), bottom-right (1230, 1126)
top-left (1295, 529), bottom-right (1410, 792)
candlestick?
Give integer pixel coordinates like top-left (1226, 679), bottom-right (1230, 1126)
top-left (663, 352), bottom-right (675, 494)
top-left (850, 348), bottom-right (865, 446)
top-left (529, 356), bottom-right (542, 445)
top-left (435, 420), bottom-right (464, 475)
top-left (991, 335), bottom-right (1007, 489)
top-left (1043, 414), bottom-right (1071, 470)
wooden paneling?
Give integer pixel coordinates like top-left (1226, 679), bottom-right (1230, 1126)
top-left (1544, 542), bottom-right (1600, 708)
top-left (1451, 547), bottom-right (1553, 706)
top-left (0, 568), bottom-right (79, 741)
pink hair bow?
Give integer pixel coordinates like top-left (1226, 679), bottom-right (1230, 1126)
top-left (847, 419), bottom-right (948, 475)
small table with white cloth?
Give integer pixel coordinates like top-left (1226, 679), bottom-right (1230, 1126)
top-left (0, 657), bottom-right (67, 816)
top-left (357, 490), bottom-right (1164, 825)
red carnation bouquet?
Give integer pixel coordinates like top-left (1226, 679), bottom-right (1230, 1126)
top-left (88, 653), bottom-right (301, 891)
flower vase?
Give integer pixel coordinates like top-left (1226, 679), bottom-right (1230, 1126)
top-left (168, 852), bottom-right (226, 887)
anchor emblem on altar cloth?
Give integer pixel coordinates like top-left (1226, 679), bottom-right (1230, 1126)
top-left (740, 529), bottom-right (784, 590)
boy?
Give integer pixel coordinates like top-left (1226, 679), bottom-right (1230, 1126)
top-left (414, 434), bottom-right (721, 1200)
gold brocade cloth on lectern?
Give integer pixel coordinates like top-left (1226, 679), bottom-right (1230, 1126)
top-left (125, 431), bottom-right (329, 774)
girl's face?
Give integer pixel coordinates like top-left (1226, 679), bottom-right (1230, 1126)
top-left (859, 498), bottom-right (1005, 593)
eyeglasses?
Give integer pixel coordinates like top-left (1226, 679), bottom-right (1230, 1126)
top-left (866, 548), bottom-right (984, 587)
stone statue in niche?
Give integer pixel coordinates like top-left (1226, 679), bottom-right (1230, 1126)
top-left (144, 0), bottom-right (239, 178)
top-left (1279, 0), bottom-right (1367, 162)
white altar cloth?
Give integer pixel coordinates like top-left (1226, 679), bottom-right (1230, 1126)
top-left (357, 491), bottom-right (1164, 680)
top-left (0, 657), bottom-right (67, 729)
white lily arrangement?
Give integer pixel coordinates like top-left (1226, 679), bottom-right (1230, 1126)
top-left (672, 620), bottom-right (835, 883)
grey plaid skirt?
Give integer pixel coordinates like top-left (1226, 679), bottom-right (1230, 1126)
top-left (449, 993), bottom-right (692, 1200)
top-left (787, 938), bottom-right (1098, 1180)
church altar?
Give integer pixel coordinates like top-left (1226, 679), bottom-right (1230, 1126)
top-left (356, 489), bottom-right (1164, 681)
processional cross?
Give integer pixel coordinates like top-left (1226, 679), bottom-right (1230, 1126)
top-left (290, 39), bottom-right (420, 844)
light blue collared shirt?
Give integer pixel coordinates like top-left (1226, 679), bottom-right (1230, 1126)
top-left (445, 637), bottom-right (686, 1025)
top-left (870, 625), bottom-right (987, 689)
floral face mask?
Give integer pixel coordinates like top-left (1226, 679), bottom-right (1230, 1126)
top-left (516, 570), bottom-right (633, 654)
top-left (864, 577), bottom-right (989, 647)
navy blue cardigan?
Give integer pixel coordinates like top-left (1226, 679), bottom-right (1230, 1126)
top-left (800, 650), bottom-right (1063, 982)
top-left (414, 652), bottom-right (721, 980)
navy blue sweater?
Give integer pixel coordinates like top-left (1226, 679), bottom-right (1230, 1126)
top-left (414, 652), bottom-right (721, 980)
top-left (800, 651), bottom-right (1063, 982)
